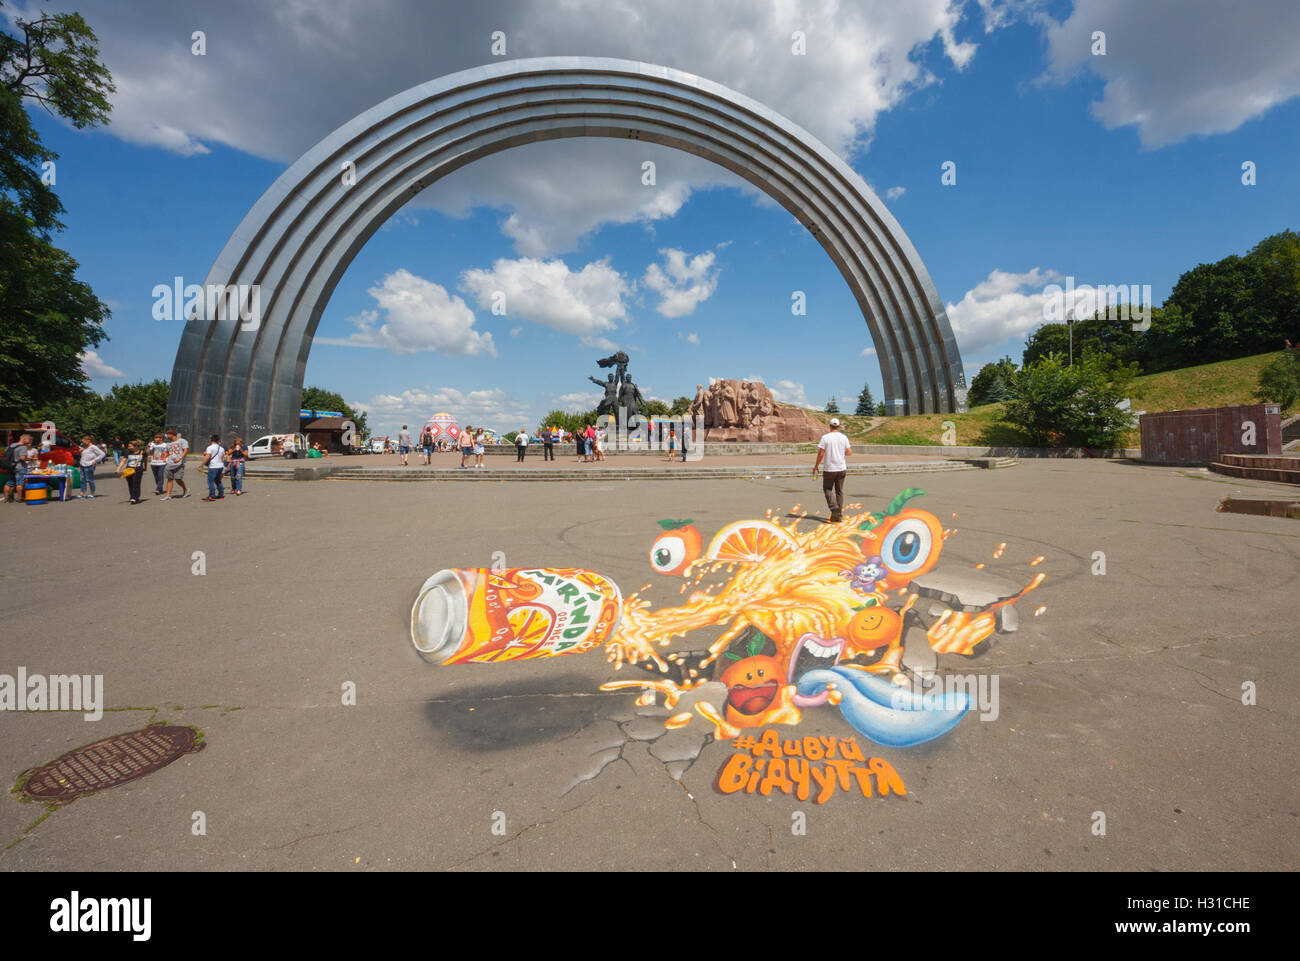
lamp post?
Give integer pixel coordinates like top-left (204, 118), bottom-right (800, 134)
top-left (1067, 307), bottom-right (1075, 367)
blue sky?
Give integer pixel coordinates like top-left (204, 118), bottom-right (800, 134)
top-left (16, 0), bottom-right (1300, 434)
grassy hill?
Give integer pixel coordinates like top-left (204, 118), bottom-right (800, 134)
top-left (797, 351), bottom-right (1288, 447)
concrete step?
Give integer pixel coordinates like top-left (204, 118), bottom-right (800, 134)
top-left (1215, 453), bottom-right (1300, 471)
top-left (246, 460), bottom-right (983, 482)
top-left (1210, 461), bottom-right (1300, 484)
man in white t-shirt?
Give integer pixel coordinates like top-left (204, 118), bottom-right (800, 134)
top-left (812, 418), bottom-right (852, 523)
top-left (202, 434), bottom-right (226, 500)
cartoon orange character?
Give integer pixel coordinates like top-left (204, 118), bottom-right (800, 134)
top-left (650, 519), bottom-right (703, 575)
top-left (858, 490), bottom-right (945, 589)
top-left (841, 598), bottom-right (905, 673)
top-left (719, 632), bottom-right (801, 729)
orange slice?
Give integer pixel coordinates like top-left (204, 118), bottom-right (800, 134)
top-left (505, 606), bottom-right (553, 648)
top-left (705, 519), bottom-right (798, 564)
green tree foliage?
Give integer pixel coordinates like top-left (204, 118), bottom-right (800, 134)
top-left (1022, 311), bottom-right (1146, 370)
top-left (0, 214), bottom-right (109, 418)
top-left (0, 3), bottom-right (114, 235)
top-left (0, 3), bottom-right (115, 419)
top-left (876, 401), bottom-right (886, 417)
top-left (538, 409), bottom-right (590, 436)
top-left (967, 357), bottom-right (1017, 406)
top-left (1002, 352), bottom-right (1137, 448)
top-left (1145, 230), bottom-right (1297, 372)
top-left (670, 396), bottom-right (692, 415)
top-left (825, 396), bottom-right (840, 414)
top-left (854, 383), bottom-right (875, 416)
top-left (642, 399), bottom-right (671, 416)
top-left (33, 379), bottom-right (169, 443)
top-left (1021, 231), bottom-right (1299, 376)
top-left (300, 385), bottom-right (368, 437)
top-left (1255, 345), bottom-right (1300, 412)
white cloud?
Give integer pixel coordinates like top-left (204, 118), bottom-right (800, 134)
top-left (79, 350), bottom-right (124, 378)
top-left (1041, 0), bottom-right (1300, 148)
top-left (460, 257), bottom-right (630, 339)
top-left (885, 185), bottom-right (906, 200)
top-left (554, 391), bottom-right (601, 413)
top-left (351, 386), bottom-right (530, 434)
top-left (509, 326), bottom-right (523, 337)
top-left (330, 269), bottom-right (495, 356)
top-left (63, 0), bottom-right (1009, 254)
top-left (861, 346), bottom-right (877, 357)
top-left (643, 249), bottom-right (721, 318)
top-left (768, 379), bottom-right (810, 408)
top-left (678, 331), bottom-right (700, 345)
top-left (945, 267), bottom-right (1062, 355)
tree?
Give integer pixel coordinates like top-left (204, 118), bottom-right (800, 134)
top-left (0, 4), bottom-right (115, 418)
top-left (1002, 352), bottom-right (1136, 448)
top-left (968, 357), bottom-right (1017, 406)
top-left (33, 379), bottom-right (169, 442)
top-left (670, 396), bottom-right (692, 415)
top-left (854, 383), bottom-right (875, 416)
top-left (0, 211), bottom-right (109, 418)
top-left (300, 385), bottom-right (368, 437)
top-left (1255, 345), bottom-right (1300, 412)
top-left (1, 4), bottom-right (114, 235)
top-left (875, 401), bottom-right (886, 417)
top-left (642, 399), bottom-right (671, 416)
top-left (825, 396), bottom-right (840, 414)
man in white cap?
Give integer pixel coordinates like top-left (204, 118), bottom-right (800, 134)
top-left (812, 417), bottom-right (851, 523)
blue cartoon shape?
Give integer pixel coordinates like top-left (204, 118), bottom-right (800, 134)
top-left (795, 666), bottom-right (969, 747)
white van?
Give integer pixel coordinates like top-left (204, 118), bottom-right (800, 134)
top-left (247, 433), bottom-right (308, 459)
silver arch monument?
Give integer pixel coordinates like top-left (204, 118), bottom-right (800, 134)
top-left (166, 57), bottom-right (966, 439)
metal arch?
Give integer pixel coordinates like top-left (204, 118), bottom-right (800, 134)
top-left (166, 57), bottom-right (966, 440)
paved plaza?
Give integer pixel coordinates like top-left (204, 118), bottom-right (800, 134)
top-left (0, 460), bottom-right (1295, 871)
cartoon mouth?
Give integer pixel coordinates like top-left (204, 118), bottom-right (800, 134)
top-left (727, 681), bottom-right (779, 715)
top-left (790, 635), bottom-right (844, 681)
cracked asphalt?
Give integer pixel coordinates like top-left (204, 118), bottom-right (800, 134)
top-left (0, 459), bottom-right (1296, 871)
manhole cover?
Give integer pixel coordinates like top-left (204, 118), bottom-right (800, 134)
top-left (17, 725), bottom-right (204, 804)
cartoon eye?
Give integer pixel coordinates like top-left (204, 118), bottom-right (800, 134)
top-left (757, 669), bottom-right (765, 678)
top-left (881, 518), bottom-right (934, 574)
top-left (651, 536), bottom-right (688, 574)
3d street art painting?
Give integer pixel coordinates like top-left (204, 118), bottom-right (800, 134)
top-left (411, 490), bottom-right (1045, 803)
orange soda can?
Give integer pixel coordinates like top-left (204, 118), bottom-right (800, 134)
top-left (411, 567), bottom-right (622, 664)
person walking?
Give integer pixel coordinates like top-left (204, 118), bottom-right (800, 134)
top-left (110, 436), bottom-right (124, 467)
top-left (680, 419), bottom-right (690, 462)
top-left (460, 427), bottom-right (474, 469)
top-left (148, 433), bottom-right (168, 494)
top-left (473, 429), bottom-right (485, 469)
top-left (161, 428), bottom-right (190, 500)
top-left (202, 434), bottom-right (226, 500)
top-left (78, 435), bottom-right (106, 498)
top-left (420, 426), bottom-right (434, 465)
top-left (574, 428), bottom-right (584, 462)
top-left (583, 423), bottom-right (595, 463)
top-left (595, 424), bottom-right (607, 462)
top-left (812, 417), bottom-right (852, 523)
top-left (226, 437), bottom-right (247, 495)
top-left (665, 425), bottom-right (676, 462)
top-left (542, 425), bottom-right (556, 462)
top-left (515, 428), bottom-right (529, 463)
top-left (398, 425), bottom-right (412, 466)
top-left (115, 440), bottom-right (146, 504)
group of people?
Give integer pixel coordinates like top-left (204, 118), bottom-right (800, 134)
top-left (2, 428), bottom-right (247, 505)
